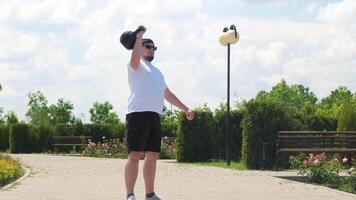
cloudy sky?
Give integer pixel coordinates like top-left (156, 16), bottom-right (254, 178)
top-left (0, 0), bottom-right (355, 121)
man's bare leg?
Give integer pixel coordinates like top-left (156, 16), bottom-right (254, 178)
top-left (143, 151), bottom-right (159, 194)
top-left (125, 151), bottom-right (143, 196)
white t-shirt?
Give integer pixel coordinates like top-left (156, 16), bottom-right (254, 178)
top-left (127, 59), bottom-right (168, 115)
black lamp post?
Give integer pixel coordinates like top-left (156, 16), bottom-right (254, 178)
top-left (219, 25), bottom-right (239, 166)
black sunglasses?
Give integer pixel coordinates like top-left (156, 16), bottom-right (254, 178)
top-left (143, 44), bottom-right (157, 51)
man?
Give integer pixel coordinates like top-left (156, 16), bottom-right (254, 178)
top-left (124, 27), bottom-right (194, 200)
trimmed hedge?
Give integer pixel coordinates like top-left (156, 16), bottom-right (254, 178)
top-left (214, 109), bottom-right (243, 161)
top-left (176, 108), bottom-right (215, 162)
top-left (9, 123), bottom-right (31, 153)
top-left (241, 99), bottom-right (297, 169)
top-left (0, 125), bottom-right (10, 151)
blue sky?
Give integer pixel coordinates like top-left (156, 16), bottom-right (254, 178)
top-left (0, 0), bottom-right (355, 122)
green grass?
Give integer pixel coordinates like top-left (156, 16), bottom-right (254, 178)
top-left (191, 160), bottom-right (247, 170)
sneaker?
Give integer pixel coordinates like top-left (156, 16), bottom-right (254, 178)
top-left (145, 194), bottom-right (162, 200)
top-left (128, 195), bottom-right (136, 200)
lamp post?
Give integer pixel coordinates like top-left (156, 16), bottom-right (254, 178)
top-left (219, 25), bottom-right (239, 166)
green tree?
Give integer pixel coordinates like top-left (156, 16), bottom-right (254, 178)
top-left (317, 86), bottom-right (355, 120)
top-left (0, 107), bottom-right (5, 124)
top-left (337, 101), bottom-right (356, 131)
top-left (256, 79), bottom-right (318, 111)
top-left (89, 101), bottom-right (120, 124)
top-left (6, 111), bottom-right (19, 124)
top-left (49, 98), bottom-right (75, 124)
top-left (26, 91), bottom-right (50, 125)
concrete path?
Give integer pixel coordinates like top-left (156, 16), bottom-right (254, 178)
top-left (1, 154), bottom-right (355, 200)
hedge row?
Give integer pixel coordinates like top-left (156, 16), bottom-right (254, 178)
top-left (176, 100), bottom-right (337, 169)
top-left (0, 123), bottom-right (125, 153)
top-left (176, 107), bottom-right (243, 162)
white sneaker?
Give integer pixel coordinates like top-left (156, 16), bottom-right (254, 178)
top-left (145, 194), bottom-right (162, 200)
top-left (128, 195), bottom-right (136, 200)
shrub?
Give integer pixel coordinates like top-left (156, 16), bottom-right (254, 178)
top-left (213, 105), bottom-right (243, 161)
top-left (241, 99), bottom-right (297, 169)
top-left (9, 123), bottom-right (30, 153)
top-left (289, 152), bottom-right (355, 193)
top-left (82, 137), bottom-right (127, 158)
top-left (176, 107), bottom-right (215, 162)
top-left (0, 154), bottom-right (24, 187)
top-left (0, 125), bottom-right (10, 151)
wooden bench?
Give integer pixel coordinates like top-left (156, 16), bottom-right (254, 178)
top-left (50, 136), bottom-right (92, 151)
top-left (275, 131), bottom-right (356, 169)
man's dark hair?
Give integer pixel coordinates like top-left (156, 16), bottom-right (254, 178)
top-left (142, 38), bottom-right (154, 45)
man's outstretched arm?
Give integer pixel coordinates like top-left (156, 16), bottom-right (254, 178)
top-left (164, 88), bottom-right (194, 120)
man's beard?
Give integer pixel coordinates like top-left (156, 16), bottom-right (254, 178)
top-left (144, 55), bottom-right (154, 62)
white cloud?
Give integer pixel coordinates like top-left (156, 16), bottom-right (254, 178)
top-left (317, 0), bottom-right (356, 24)
top-left (1, 0), bottom-right (356, 121)
top-left (0, 0), bottom-right (88, 24)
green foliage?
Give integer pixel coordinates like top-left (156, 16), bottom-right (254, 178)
top-left (176, 107), bottom-right (215, 162)
top-left (317, 86), bottom-right (355, 120)
top-left (9, 123), bottom-right (31, 153)
top-left (83, 138), bottom-right (127, 158)
top-left (213, 103), bottom-right (243, 161)
top-left (256, 79), bottom-right (318, 111)
top-left (0, 154), bottom-right (24, 187)
top-left (0, 125), bottom-right (10, 151)
top-left (338, 101), bottom-right (356, 131)
top-left (26, 91), bottom-right (51, 125)
top-left (289, 152), bottom-right (354, 193)
top-left (37, 124), bottom-right (54, 152)
top-left (55, 124), bottom-right (78, 136)
top-left (89, 101), bottom-right (120, 124)
top-left (0, 108), bottom-right (5, 124)
top-left (48, 98), bottom-right (75, 124)
top-left (83, 124), bottom-right (114, 142)
top-left (241, 99), bottom-right (297, 169)
top-left (5, 111), bottom-right (19, 124)
top-left (161, 121), bottom-right (177, 137)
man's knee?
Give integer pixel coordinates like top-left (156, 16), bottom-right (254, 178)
top-left (145, 151), bottom-right (159, 160)
top-left (129, 151), bottom-right (144, 161)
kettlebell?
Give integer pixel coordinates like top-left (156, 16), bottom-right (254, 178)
top-left (219, 25), bottom-right (239, 46)
top-left (120, 25), bottom-right (146, 50)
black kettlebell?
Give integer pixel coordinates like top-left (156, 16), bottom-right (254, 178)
top-left (120, 25), bottom-right (146, 50)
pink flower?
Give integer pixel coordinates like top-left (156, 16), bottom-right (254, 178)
top-left (342, 157), bottom-right (348, 163)
top-left (303, 159), bottom-right (309, 166)
top-left (313, 159), bottom-right (320, 166)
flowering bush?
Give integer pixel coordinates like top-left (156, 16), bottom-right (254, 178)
top-left (289, 153), bottom-right (350, 185)
top-left (160, 136), bottom-right (176, 159)
top-left (0, 154), bottom-right (24, 187)
top-left (82, 137), bottom-right (127, 158)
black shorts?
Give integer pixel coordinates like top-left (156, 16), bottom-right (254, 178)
top-left (125, 111), bottom-right (162, 153)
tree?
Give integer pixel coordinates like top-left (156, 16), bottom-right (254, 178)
top-left (256, 79), bottom-right (318, 111)
top-left (89, 101), bottom-right (120, 124)
top-left (49, 98), bottom-right (75, 124)
top-left (317, 86), bottom-right (355, 120)
top-left (0, 107), bottom-right (5, 124)
top-left (337, 101), bottom-right (356, 131)
top-left (26, 91), bottom-right (50, 125)
top-left (6, 111), bottom-right (19, 124)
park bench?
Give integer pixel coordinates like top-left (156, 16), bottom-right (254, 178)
top-left (50, 136), bottom-right (92, 151)
top-left (275, 131), bottom-right (356, 169)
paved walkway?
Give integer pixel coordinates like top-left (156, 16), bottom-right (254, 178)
top-left (0, 154), bottom-right (355, 200)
